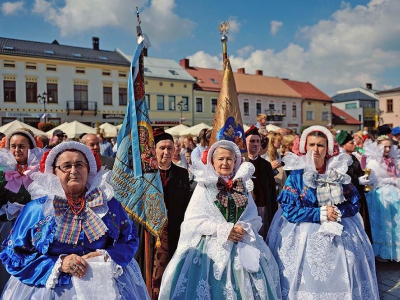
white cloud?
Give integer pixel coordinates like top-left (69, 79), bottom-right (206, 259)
top-left (236, 45), bottom-right (254, 57)
top-left (32, 0), bottom-right (195, 44)
top-left (270, 20), bottom-right (282, 36)
top-left (1, 1), bottom-right (24, 15)
top-left (189, 0), bottom-right (400, 95)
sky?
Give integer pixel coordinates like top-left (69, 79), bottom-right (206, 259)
top-left (0, 0), bottom-right (399, 96)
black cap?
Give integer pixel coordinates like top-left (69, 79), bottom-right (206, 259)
top-left (153, 127), bottom-right (173, 145)
top-left (245, 125), bottom-right (260, 138)
top-left (378, 124), bottom-right (392, 135)
top-left (53, 129), bottom-right (65, 136)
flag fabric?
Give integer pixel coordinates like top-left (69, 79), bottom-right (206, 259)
top-left (111, 36), bottom-right (166, 245)
top-left (38, 113), bottom-right (47, 119)
top-left (209, 59), bottom-right (247, 154)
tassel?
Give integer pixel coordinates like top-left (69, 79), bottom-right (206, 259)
top-left (155, 236), bottom-right (161, 248)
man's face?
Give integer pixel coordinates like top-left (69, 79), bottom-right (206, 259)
top-left (155, 140), bottom-right (174, 166)
top-left (342, 139), bottom-right (356, 154)
top-left (395, 134), bottom-right (400, 141)
top-left (53, 133), bottom-right (64, 145)
top-left (84, 134), bottom-right (100, 154)
top-left (246, 135), bottom-right (261, 156)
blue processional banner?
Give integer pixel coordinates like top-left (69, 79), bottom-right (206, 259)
top-left (111, 38), bottom-right (166, 243)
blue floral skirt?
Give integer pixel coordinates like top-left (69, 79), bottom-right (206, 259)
top-left (159, 236), bottom-right (281, 300)
top-left (366, 186), bottom-right (400, 261)
top-left (267, 208), bottom-right (379, 300)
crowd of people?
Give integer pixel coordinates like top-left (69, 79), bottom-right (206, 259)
top-left (0, 113), bottom-right (398, 299)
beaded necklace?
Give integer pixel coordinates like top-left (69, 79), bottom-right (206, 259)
top-left (66, 189), bottom-right (87, 215)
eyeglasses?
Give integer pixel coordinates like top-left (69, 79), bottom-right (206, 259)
top-left (55, 162), bottom-right (88, 173)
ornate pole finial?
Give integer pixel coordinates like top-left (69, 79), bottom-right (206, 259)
top-left (219, 21), bottom-right (230, 65)
top-left (136, 7), bottom-right (142, 37)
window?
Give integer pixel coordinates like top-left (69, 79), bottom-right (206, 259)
top-left (98, 56), bottom-right (108, 61)
top-left (345, 103), bottom-right (357, 109)
top-left (102, 69), bottom-right (111, 76)
top-left (3, 81), bottom-right (16, 102)
top-left (292, 104), bottom-right (297, 117)
top-left (119, 88), bottom-right (127, 106)
top-left (144, 67), bottom-right (151, 73)
top-left (256, 103), bottom-right (262, 115)
top-left (103, 87), bottom-right (112, 105)
top-left (181, 96), bottom-right (189, 111)
top-left (74, 85), bottom-right (88, 109)
top-left (282, 104), bottom-right (286, 116)
top-left (269, 103), bottom-right (275, 111)
top-left (46, 64), bottom-right (57, 71)
top-left (306, 111), bottom-right (314, 120)
top-left (211, 98), bottom-right (218, 113)
top-left (3, 60), bottom-right (15, 68)
top-left (25, 62), bottom-right (37, 70)
top-left (47, 83), bottom-right (58, 103)
top-left (3, 46), bottom-right (14, 50)
top-left (169, 95), bottom-right (175, 111)
top-left (119, 71), bottom-right (127, 78)
top-left (210, 78), bottom-right (218, 84)
top-left (387, 99), bottom-right (393, 112)
top-left (144, 94), bottom-right (150, 110)
top-left (157, 95), bottom-right (165, 110)
top-left (26, 82), bottom-right (37, 103)
top-left (44, 50), bottom-right (54, 54)
top-left (322, 111), bottom-right (329, 121)
top-left (168, 70), bottom-right (179, 75)
top-left (76, 67), bottom-right (85, 74)
top-left (73, 53), bottom-right (81, 57)
top-left (196, 97), bottom-right (203, 112)
top-left (244, 102), bottom-right (249, 116)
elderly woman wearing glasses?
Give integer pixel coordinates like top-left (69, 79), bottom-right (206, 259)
top-left (267, 125), bottom-right (378, 299)
top-left (0, 141), bottom-right (149, 300)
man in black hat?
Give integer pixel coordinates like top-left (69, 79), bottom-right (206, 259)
top-left (135, 127), bottom-right (190, 299)
top-left (245, 125), bottom-right (277, 238)
top-left (335, 130), bottom-right (372, 242)
top-left (48, 129), bottom-right (65, 149)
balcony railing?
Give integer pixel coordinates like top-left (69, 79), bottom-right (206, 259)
top-left (67, 101), bottom-right (97, 116)
top-left (267, 115), bottom-right (285, 122)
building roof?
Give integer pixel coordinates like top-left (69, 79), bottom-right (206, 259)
top-left (121, 54), bottom-right (195, 82)
top-left (331, 106), bottom-right (362, 125)
top-left (332, 89), bottom-right (378, 102)
top-left (376, 86), bottom-right (400, 95)
top-left (0, 37), bottom-right (129, 66)
top-left (181, 66), bottom-right (222, 92)
top-left (228, 71), bottom-right (302, 98)
top-left (281, 79), bottom-right (332, 102)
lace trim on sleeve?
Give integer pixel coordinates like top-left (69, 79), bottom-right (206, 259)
top-left (282, 152), bottom-right (306, 170)
top-left (0, 148), bottom-right (16, 171)
top-left (45, 254), bottom-right (65, 289)
top-left (320, 206), bottom-right (327, 222)
top-left (96, 249), bottom-right (123, 278)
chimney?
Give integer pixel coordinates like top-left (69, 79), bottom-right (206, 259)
top-left (143, 48), bottom-right (148, 57)
top-left (180, 58), bottom-right (190, 69)
top-left (366, 83), bottom-right (372, 89)
top-left (255, 70), bottom-right (263, 76)
top-left (92, 37), bottom-right (99, 50)
top-left (238, 68), bottom-right (245, 74)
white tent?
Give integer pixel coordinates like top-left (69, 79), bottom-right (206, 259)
top-left (46, 121), bottom-right (96, 139)
top-left (165, 124), bottom-right (189, 136)
top-left (99, 122), bottom-right (118, 137)
top-left (116, 124), bottom-right (123, 130)
top-left (179, 123), bottom-right (211, 137)
top-left (0, 120), bottom-right (45, 136)
top-left (243, 124), bottom-right (250, 132)
top-left (266, 124), bottom-right (281, 132)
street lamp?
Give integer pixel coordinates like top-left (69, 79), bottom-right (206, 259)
top-left (37, 92), bottom-right (53, 122)
top-left (177, 100), bottom-right (183, 124)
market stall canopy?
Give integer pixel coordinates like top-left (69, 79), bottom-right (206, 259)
top-left (116, 124), bottom-right (123, 130)
top-left (46, 121), bottom-right (96, 139)
top-left (165, 124), bottom-right (189, 136)
top-left (99, 122), bottom-right (118, 137)
top-left (0, 120), bottom-right (45, 136)
top-left (243, 124), bottom-right (250, 132)
top-left (179, 123), bottom-right (211, 137)
top-left (266, 124), bottom-right (281, 132)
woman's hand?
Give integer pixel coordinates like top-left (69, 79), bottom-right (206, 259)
top-left (327, 206), bottom-right (338, 221)
top-left (271, 160), bottom-right (280, 169)
top-left (228, 225), bottom-right (246, 243)
top-left (59, 254), bottom-right (88, 278)
top-left (82, 251), bottom-right (108, 262)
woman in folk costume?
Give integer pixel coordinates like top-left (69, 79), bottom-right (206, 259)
top-left (364, 135), bottom-right (400, 261)
top-left (159, 140), bottom-right (282, 300)
top-left (0, 128), bottom-right (44, 291)
top-left (267, 125), bottom-right (379, 299)
top-left (0, 141), bottom-right (149, 299)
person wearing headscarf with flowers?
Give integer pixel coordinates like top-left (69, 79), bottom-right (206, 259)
top-left (0, 128), bottom-right (44, 291)
top-left (267, 125), bottom-right (378, 299)
top-left (364, 135), bottom-right (400, 262)
top-left (0, 141), bottom-right (149, 299)
top-left (159, 140), bottom-right (282, 300)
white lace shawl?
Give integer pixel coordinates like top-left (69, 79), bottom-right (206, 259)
top-left (28, 168), bottom-right (114, 221)
top-left (171, 159), bottom-right (272, 281)
top-left (363, 140), bottom-right (400, 186)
